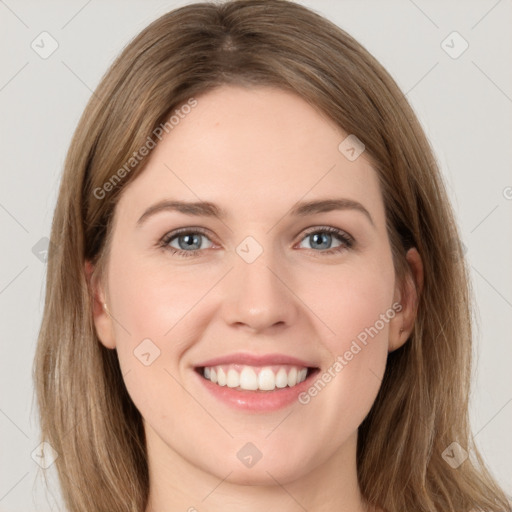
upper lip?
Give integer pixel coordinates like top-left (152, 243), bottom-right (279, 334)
top-left (195, 352), bottom-right (318, 368)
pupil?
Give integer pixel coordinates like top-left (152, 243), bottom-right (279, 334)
top-left (180, 234), bottom-right (200, 250)
top-left (312, 233), bottom-right (330, 249)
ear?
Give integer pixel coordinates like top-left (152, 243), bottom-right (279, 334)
top-left (84, 260), bottom-right (116, 349)
top-left (388, 247), bottom-right (424, 352)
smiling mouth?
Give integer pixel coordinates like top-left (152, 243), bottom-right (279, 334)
top-left (195, 364), bottom-right (320, 392)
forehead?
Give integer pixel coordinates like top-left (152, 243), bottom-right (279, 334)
top-left (116, 85), bottom-right (385, 230)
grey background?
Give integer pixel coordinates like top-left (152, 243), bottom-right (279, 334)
top-left (1, 0), bottom-right (511, 510)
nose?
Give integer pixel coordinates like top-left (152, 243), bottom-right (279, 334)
top-left (220, 247), bottom-right (300, 333)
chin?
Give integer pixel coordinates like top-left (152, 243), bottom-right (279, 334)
top-left (205, 449), bottom-right (317, 487)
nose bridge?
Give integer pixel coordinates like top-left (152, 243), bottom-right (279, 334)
top-left (221, 237), bottom-right (298, 331)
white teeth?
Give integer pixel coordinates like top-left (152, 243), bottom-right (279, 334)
top-left (275, 368), bottom-right (288, 388)
top-left (288, 367), bottom-right (298, 386)
top-left (201, 364), bottom-right (311, 391)
top-left (217, 367), bottom-right (227, 386)
top-left (239, 366), bottom-right (258, 390)
top-left (258, 368), bottom-right (276, 391)
top-left (226, 369), bottom-right (239, 388)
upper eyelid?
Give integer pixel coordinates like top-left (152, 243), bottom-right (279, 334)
top-left (301, 225), bottom-right (352, 239)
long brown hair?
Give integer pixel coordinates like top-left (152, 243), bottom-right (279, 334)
top-left (33, 1), bottom-right (511, 511)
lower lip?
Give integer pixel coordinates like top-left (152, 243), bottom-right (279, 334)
top-left (194, 369), bottom-right (318, 412)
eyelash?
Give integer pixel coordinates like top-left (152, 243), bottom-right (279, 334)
top-left (158, 226), bottom-right (354, 258)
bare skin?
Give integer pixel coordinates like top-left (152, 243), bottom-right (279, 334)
top-left (87, 84), bottom-right (423, 512)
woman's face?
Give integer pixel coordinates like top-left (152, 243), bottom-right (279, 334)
top-left (91, 84), bottom-right (419, 486)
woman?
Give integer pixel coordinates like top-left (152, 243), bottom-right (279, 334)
top-left (33, 1), bottom-right (511, 511)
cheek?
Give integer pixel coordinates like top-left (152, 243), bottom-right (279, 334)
top-left (295, 253), bottom-right (395, 426)
top-left (105, 251), bottom-right (219, 421)
top-left (301, 251), bottom-right (395, 349)
top-left (108, 249), bottom-right (210, 347)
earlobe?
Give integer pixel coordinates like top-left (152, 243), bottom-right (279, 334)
top-left (84, 260), bottom-right (116, 349)
top-left (388, 247), bottom-right (424, 352)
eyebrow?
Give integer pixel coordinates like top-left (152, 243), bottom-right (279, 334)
top-left (136, 198), bottom-right (374, 227)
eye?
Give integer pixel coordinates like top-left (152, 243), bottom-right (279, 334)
top-left (297, 227), bottom-right (354, 254)
top-left (158, 226), bottom-right (354, 258)
top-left (159, 228), bottom-right (214, 257)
